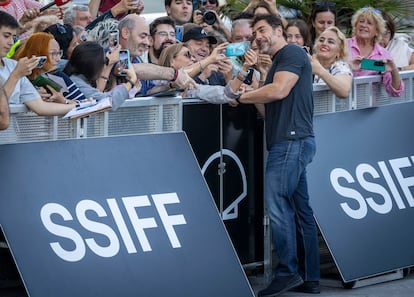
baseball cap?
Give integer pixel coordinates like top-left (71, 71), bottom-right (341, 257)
top-left (182, 26), bottom-right (217, 44)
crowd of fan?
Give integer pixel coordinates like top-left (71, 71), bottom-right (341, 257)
top-left (0, 0), bottom-right (412, 130)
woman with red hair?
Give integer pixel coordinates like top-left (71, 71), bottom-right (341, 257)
top-left (13, 32), bottom-right (86, 103)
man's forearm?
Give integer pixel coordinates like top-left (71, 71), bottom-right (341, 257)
top-left (133, 63), bottom-right (175, 81)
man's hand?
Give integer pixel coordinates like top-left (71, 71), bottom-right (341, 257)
top-left (19, 8), bottom-right (40, 24)
top-left (199, 64), bottom-right (219, 81)
top-left (38, 86), bottom-right (66, 104)
top-left (217, 59), bottom-right (233, 82)
top-left (12, 57), bottom-right (38, 79)
top-left (112, 0), bottom-right (142, 16)
top-left (174, 69), bottom-right (196, 90)
top-left (256, 54), bottom-right (272, 76)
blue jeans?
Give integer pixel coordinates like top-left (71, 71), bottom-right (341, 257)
top-left (265, 136), bottom-right (320, 281)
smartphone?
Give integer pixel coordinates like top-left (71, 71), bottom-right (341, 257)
top-left (243, 68), bottom-right (255, 85)
top-left (225, 41), bottom-right (251, 57)
top-left (36, 56), bottom-right (47, 68)
top-left (32, 74), bottom-right (62, 92)
top-left (175, 25), bottom-right (183, 42)
top-left (108, 30), bottom-right (119, 50)
top-left (119, 49), bottom-right (130, 76)
top-left (360, 58), bottom-right (386, 72)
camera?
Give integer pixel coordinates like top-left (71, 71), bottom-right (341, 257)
top-left (198, 9), bottom-right (217, 25)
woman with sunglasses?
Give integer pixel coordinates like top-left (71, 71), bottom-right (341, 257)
top-left (158, 43), bottom-right (257, 104)
top-left (346, 7), bottom-right (403, 97)
top-left (309, 1), bottom-right (336, 46)
top-left (13, 32), bottom-right (86, 104)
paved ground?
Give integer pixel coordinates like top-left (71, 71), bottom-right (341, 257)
top-left (1, 270), bottom-right (413, 296)
top-left (250, 269), bottom-right (414, 297)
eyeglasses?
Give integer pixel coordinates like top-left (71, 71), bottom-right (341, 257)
top-left (156, 31), bottom-right (176, 38)
top-left (361, 6), bottom-right (381, 15)
top-left (200, 0), bottom-right (217, 6)
top-left (49, 50), bottom-right (63, 58)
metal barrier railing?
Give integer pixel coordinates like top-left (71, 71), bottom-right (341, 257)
top-left (313, 70), bottom-right (414, 115)
top-left (1, 96), bottom-right (182, 145)
top-left (1, 71), bottom-right (414, 144)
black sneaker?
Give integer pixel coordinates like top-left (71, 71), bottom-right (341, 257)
top-left (258, 274), bottom-right (304, 297)
top-left (290, 281), bottom-right (320, 294)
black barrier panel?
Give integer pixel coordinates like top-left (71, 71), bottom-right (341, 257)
top-left (183, 102), bottom-right (264, 264)
top-left (0, 133), bottom-right (254, 297)
top-left (308, 102), bottom-right (414, 282)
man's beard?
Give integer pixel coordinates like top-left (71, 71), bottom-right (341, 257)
top-left (153, 42), bottom-right (174, 58)
top-left (153, 46), bottom-right (164, 59)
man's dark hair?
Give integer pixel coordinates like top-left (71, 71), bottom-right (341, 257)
top-left (149, 16), bottom-right (176, 37)
top-left (165, 0), bottom-right (172, 6)
top-left (232, 11), bottom-right (254, 21)
top-left (0, 11), bottom-right (20, 30)
top-left (252, 14), bottom-right (283, 30)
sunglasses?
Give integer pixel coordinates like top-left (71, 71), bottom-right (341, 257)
top-left (199, 0), bottom-right (217, 6)
top-left (313, 1), bottom-right (336, 9)
top-left (182, 50), bottom-right (193, 59)
top-left (361, 6), bottom-right (381, 15)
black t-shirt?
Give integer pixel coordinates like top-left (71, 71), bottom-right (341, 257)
top-left (264, 44), bottom-right (314, 150)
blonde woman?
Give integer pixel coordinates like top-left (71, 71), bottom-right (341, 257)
top-left (346, 7), bottom-right (403, 97)
top-left (310, 26), bottom-right (352, 98)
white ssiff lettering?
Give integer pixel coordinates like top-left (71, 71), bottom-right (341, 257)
top-left (330, 156), bottom-right (414, 219)
top-left (40, 192), bottom-right (187, 262)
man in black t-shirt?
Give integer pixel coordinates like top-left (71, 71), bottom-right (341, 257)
top-left (238, 14), bottom-right (320, 297)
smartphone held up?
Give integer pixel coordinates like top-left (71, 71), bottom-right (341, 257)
top-left (225, 41), bottom-right (251, 57)
top-left (108, 30), bottom-right (119, 50)
top-left (36, 56), bottom-right (47, 68)
top-left (360, 58), bottom-right (386, 72)
top-left (118, 49), bottom-right (130, 76)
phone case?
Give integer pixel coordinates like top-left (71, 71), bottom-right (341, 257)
top-left (225, 41), bottom-right (251, 57)
top-left (360, 58), bottom-right (385, 72)
top-left (175, 26), bottom-right (183, 42)
top-left (31, 74), bottom-right (62, 92)
top-left (119, 50), bottom-right (130, 76)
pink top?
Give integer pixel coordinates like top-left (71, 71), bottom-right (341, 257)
top-left (346, 36), bottom-right (404, 97)
top-left (0, 0), bottom-right (42, 21)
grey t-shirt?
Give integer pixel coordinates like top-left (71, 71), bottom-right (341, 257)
top-left (0, 58), bottom-right (39, 104)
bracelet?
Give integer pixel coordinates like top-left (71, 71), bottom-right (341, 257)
top-left (198, 61), bottom-right (203, 73)
top-left (259, 79), bottom-right (265, 84)
top-left (171, 68), bottom-right (179, 82)
top-left (236, 96), bottom-right (242, 104)
top-left (100, 75), bottom-right (109, 80)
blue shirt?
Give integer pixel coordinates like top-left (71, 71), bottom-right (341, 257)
top-left (131, 56), bottom-right (155, 96)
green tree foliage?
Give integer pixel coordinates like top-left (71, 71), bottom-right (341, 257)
top-left (220, 0), bottom-right (414, 36)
